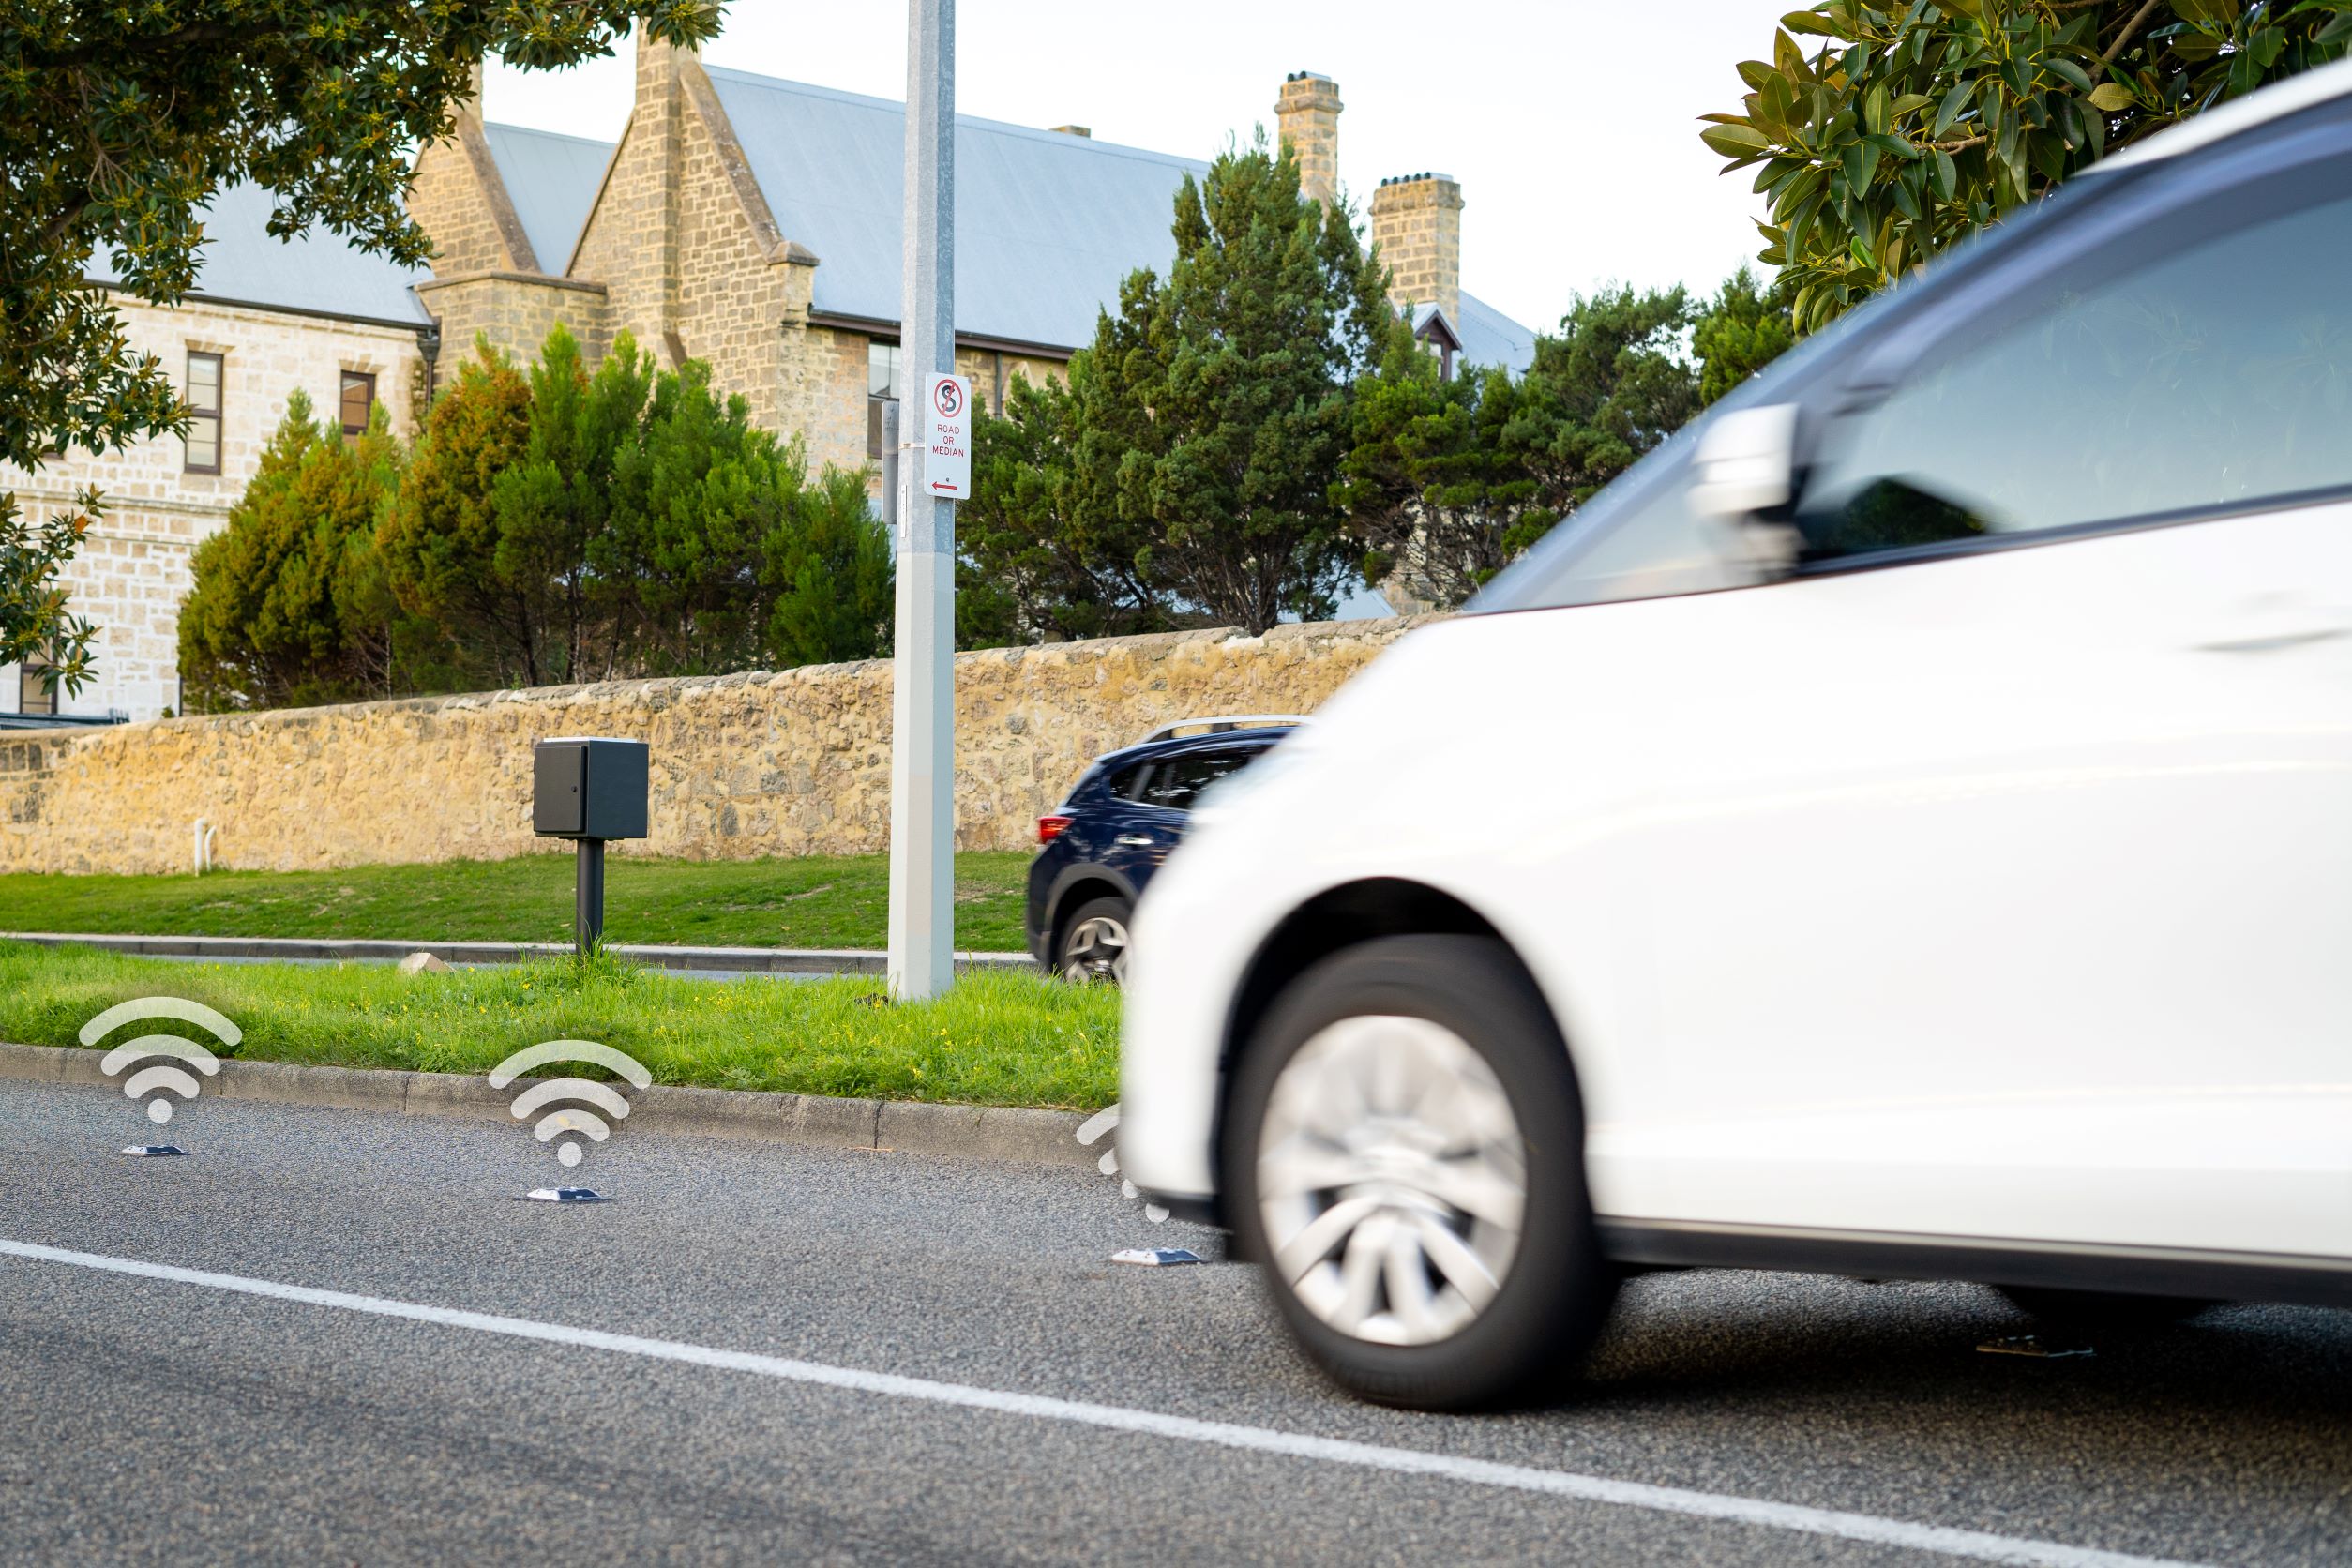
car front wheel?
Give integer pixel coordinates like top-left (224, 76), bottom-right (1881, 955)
top-left (1226, 935), bottom-right (1613, 1410)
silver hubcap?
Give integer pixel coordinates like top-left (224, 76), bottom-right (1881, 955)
top-left (1061, 914), bottom-right (1129, 984)
top-left (1256, 1015), bottom-right (1526, 1346)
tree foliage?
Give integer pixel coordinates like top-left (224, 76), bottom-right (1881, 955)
top-left (375, 340), bottom-right (539, 685)
top-left (763, 464), bottom-right (895, 668)
top-left (0, 0), bottom-right (723, 688)
top-left (178, 393), bottom-right (406, 711)
top-left (1106, 137), bottom-right (1407, 633)
top-left (192, 325), bottom-right (883, 706)
top-left (1340, 279), bottom-right (1777, 611)
top-left (0, 1), bottom-right (721, 473)
top-left (0, 490), bottom-right (99, 698)
top-left (1705, 0), bottom-right (2352, 332)
top-left (1692, 265), bottom-right (1796, 406)
top-left (959, 372), bottom-right (1179, 645)
top-left (964, 137), bottom-right (1407, 641)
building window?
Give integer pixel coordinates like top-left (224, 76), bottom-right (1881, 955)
top-left (184, 351), bottom-right (223, 474)
top-left (19, 658), bottom-right (54, 717)
top-left (339, 370), bottom-right (377, 442)
top-left (867, 340), bottom-right (900, 458)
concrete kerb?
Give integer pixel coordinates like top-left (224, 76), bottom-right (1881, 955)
top-left (0, 1044), bottom-right (1093, 1169)
top-left (0, 932), bottom-right (1039, 976)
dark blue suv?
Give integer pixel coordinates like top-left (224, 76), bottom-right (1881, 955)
top-left (1025, 716), bottom-right (1303, 981)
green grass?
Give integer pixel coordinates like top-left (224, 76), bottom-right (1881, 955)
top-left (0, 940), bottom-right (1116, 1109)
top-left (0, 851), bottom-right (1033, 951)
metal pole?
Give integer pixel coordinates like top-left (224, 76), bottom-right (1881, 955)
top-left (880, 398), bottom-right (900, 533)
top-left (888, 0), bottom-right (956, 1001)
top-left (576, 838), bottom-right (605, 957)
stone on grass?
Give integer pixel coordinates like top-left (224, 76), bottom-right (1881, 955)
top-left (397, 951), bottom-right (451, 975)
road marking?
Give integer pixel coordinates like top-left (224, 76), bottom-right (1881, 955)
top-left (1, 1236), bottom-right (2203, 1568)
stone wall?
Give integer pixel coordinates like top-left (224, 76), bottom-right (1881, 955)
top-left (0, 618), bottom-right (1435, 877)
top-left (415, 272), bottom-right (611, 369)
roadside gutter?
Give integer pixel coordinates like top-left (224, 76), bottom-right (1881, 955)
top-left (0, 932), bottom-right (1038, 976)
top-left (0, 1043), bottom-right (1093, 1169)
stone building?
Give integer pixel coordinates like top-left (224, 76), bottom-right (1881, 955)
top-left (5, 45), bottom-right (1532, 722)
top-left (412, 45), bottom-right (1535, 483)
top-left (0, 185), bottom-right (431, 723)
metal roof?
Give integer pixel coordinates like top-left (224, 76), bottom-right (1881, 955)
top-left (87, 180), bottom-right (431, 326)
top-left (1456, 292), bottom-right (1537, 375)
top-left (481, 123), bottom-right (614, 273)
top-left (704, 68), bottom-right (1213, 350)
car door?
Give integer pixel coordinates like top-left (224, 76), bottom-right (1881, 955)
top-left (1124, 745), bottom-right (1260, 874)
top-left (1601, 129), bottom-right (2352, 1259)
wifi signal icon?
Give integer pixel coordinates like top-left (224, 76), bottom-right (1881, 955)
top-left (487, 1040), bottom-right (651, 1170)
top-left (1075, 1103), bottom-right (1168, 1224)
top-left (82, 997), bottom-right (240, 1130)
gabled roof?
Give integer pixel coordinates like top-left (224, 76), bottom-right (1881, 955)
top-left (478, 65), bottom-right (1544, 362)
top-left (1410, 301), bottom-right (1465, 353)
top-left (1457, 293), bottom-right (1537, 375)
top-left (88, 181), bottom-right (431, 326)
top-left (481, 123), bottom-right (614, 273)
top-left (702, 68), bottom-right (1211, 351)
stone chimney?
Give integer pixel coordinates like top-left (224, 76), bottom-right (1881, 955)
top-left (457, 58), bottom-right (485, 121)
top-left (631, 23), bottom-right (701, 364)
top-left (1048, 124), bottom-right (1092, 138)
top-left (1274, 71), bottom-right (1342, 206)
top-left (1371, 173), bottom-right (1464, 327)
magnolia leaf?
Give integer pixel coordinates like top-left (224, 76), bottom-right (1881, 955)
top-left (2043, 56), bottom-right (2096, 95)
top-left (1932, 79), bottom-right (1974, 137)
top-left (1780, 9), bottom-right (1841, 37)
top-left (2088, 83), bottom-right (2138, 111)
top-left (1701, 122), bottom-right (1775, 158)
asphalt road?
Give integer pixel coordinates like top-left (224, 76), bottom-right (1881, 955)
top-left (0, 1077), bottom-right (2344, 1566)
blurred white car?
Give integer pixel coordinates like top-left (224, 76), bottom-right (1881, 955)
top-left (1120, 62), bottom-right (2352, 1410)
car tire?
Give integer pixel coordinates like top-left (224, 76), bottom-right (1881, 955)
top-left (1054, 896), bottom-right (1133, 985)
top-left (1224, 934), bottom-right (1614, 1410)
top-left (1996, 1287), bottom-right (2215, 1329)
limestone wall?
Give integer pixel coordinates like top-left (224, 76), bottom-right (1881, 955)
top-left (0, 618), bottom-right (1435, 877)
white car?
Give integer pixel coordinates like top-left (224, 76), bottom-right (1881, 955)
top-left (1120, 63), bottom-right (2352, 1410)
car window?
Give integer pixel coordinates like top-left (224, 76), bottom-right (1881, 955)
top-left (1795, 178), bottom-right (2352, 564)
top-left (1464, 267), bottom-right (1922, 617)
top-left (1135, 748), bottom-right (1256, 812)
top-left (1103, 762), bottom-right (1147, 802)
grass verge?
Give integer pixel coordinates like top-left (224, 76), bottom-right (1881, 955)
top-left (0, 941), bottom-right (1117, 1110)
top-left (0, 851), bottom-right (1034, 951)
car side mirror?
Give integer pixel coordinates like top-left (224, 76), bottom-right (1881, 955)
top-left (1687, 402), bottom-right (1802, 574)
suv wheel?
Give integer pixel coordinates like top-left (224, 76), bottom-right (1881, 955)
top-left (1056, 897), bottom-right (1133, 984)
top-left (1226, 935), bottom-right (1613, 1410)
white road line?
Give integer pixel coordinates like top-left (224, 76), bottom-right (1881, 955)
top-left (1, 1236), bottom-right (2204, 1568)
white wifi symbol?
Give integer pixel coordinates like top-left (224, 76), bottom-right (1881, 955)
top-left (488, 1041), bottom-right (652, 1168)
top-left (83, 997), bottom-right (240, 1123)
top-left (1076, 1104), bottom-right (1168, 1224)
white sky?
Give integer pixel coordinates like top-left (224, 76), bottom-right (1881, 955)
top-left (483, 0), bottom-right (1787, 336)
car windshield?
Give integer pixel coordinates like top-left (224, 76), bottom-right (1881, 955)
top-left (1463, 173), bottom-right (2130, 617)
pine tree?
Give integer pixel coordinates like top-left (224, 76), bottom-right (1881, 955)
top-left (1074, 135), bottom-right (1405, 634)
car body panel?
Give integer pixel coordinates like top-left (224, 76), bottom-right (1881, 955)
top-left (1119, 83), bottom-right (2352, 1284)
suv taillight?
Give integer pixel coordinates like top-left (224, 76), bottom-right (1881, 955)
top-left (1037, 814), bottom-right (1073, 844)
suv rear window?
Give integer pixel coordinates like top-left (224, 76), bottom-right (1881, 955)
top-left (1136, 748), bottom-right (1254, 811)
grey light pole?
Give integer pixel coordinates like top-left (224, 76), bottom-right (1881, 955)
top-left (887, 0), bottom-right (956, 1001)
